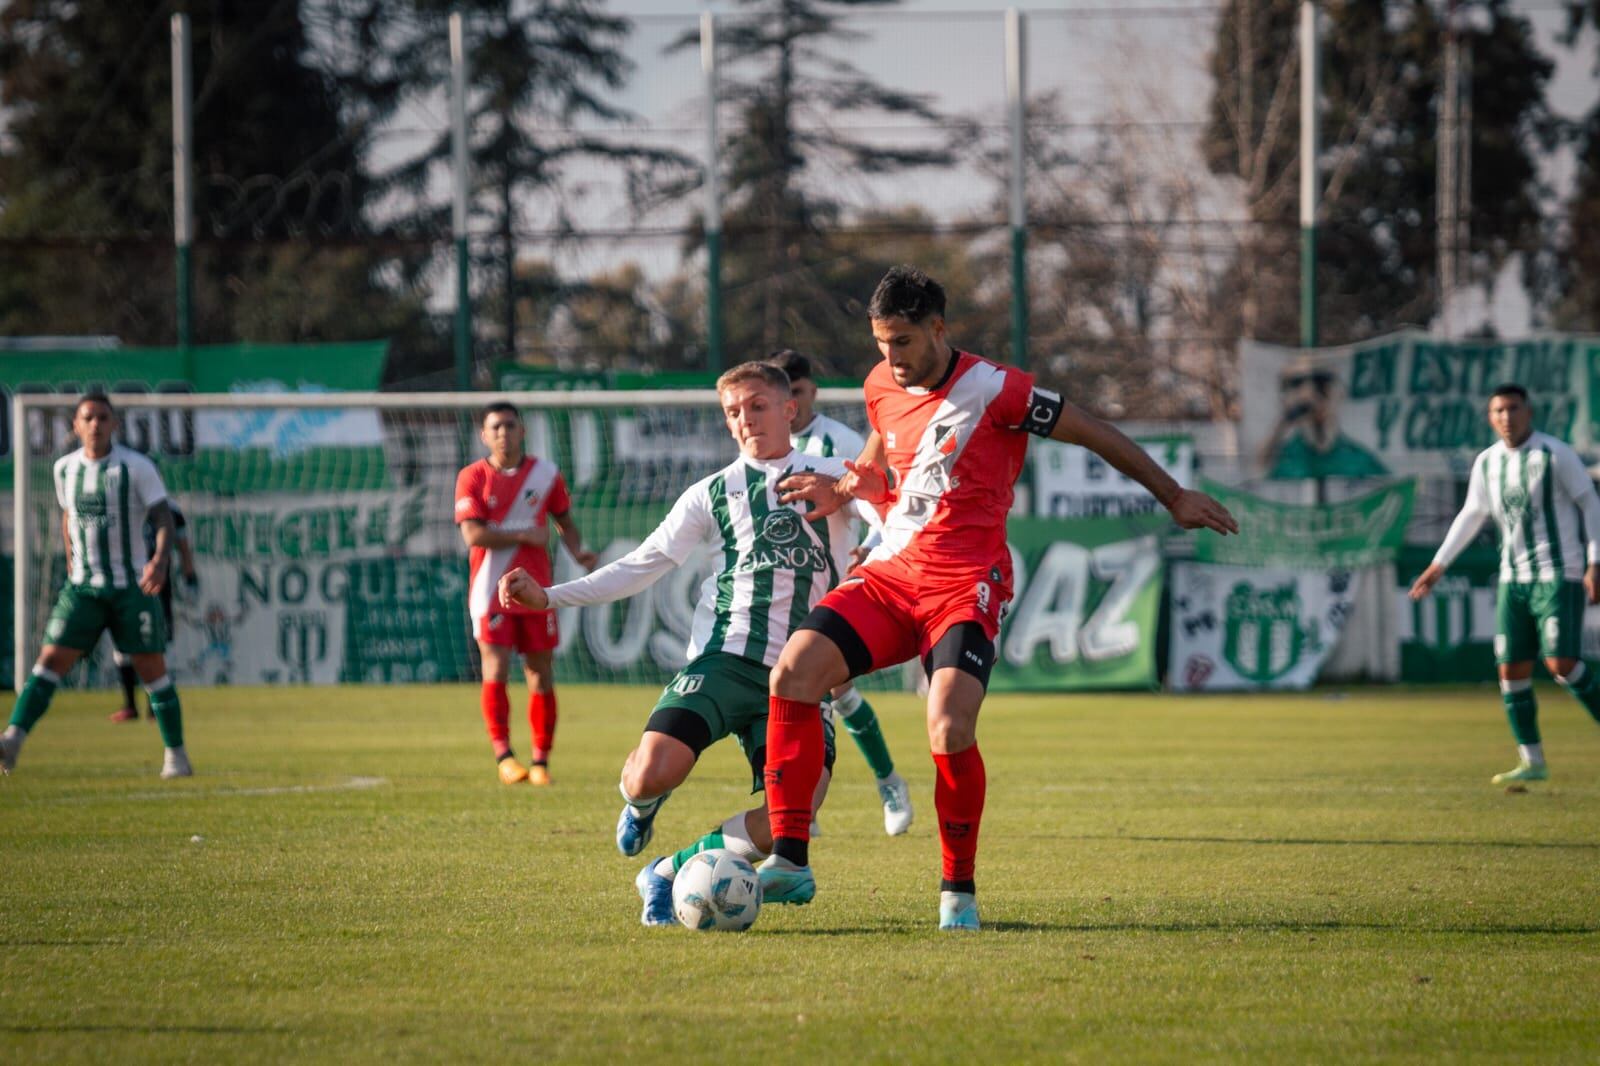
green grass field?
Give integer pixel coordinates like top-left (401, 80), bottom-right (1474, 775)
top-left (4, 683), bottom-right (1599, 1063)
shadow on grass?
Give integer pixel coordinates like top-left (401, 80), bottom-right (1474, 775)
top-left (758, 919), bottom-right (1600, 936)
top-left (1071, 834), bottom-right (1600, 851)
top-left (0, 1024), bottom-right (285, 1035)
top-left (980, 919), bottom-right (1600, 935)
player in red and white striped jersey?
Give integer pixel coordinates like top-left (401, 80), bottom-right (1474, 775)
top-left (455, 402), bottom-right (597, 785)
top-left (765, 266), bottom-right (1239, 928)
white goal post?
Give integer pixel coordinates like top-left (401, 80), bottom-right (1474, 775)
top-left (10, 387), bottom-right (867, 692)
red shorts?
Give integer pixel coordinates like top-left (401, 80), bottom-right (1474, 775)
top-left (815, 562), bottom-right (1009, 673)
top-left (475, 610), bottom-right (559, 655)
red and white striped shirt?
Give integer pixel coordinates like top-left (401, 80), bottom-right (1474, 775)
top-left (860, 350), bottom-right (1036, 589)
top-left (454, 456), bottom-right (571, 619)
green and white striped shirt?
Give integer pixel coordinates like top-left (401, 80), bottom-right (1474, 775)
top-left (1433, 431), bottom-right (1600, 584)
top-left (545, 451), bottom-right (869, 667)
top-left (792, 411), bottom-right (866, 461)
top-left (53, 444), bottom-right (170, 589)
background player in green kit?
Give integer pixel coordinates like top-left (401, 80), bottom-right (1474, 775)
top-left (498, 361), bottom-right (877, 926)
top-left (769, 348), bottom-right (911, 837)
top-left (1410, 383), bottom-right (1600, 785)
top-left (1, 394), bottom-right (192, 778)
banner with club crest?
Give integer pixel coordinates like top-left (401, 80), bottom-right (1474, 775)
top-left (1168, 563), bottom-right (1358, 691)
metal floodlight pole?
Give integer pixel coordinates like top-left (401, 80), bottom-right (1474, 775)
top-left (450, 12), bottom-right (473, 390)
top-left (702, 12), bottom-right (724, 374)
top-left (171, 14), bottom-right (194, 368)
top-left (1006, 8), bottom-right (1029, 369)
top-left (1299, 0), bottom-right (1319, 350)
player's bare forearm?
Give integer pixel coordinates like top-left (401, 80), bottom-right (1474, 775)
top-left (459, 519), bottom-right (548, 551)
top-left (1050, 405), bottom-right (1179, 506)
top-left (1585, 563), bottom-right (1600, 606)
top-left (141, 502), bottom-right (175, 594)
top-left (553, 512), bottom-right (598, 570)
top-left (1049, 403), bottom-right (1237, 535)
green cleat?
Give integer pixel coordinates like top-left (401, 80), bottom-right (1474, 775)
top-left (756, 855), bottom-right (815, 905)
top-left (1491, 761), bottom-right (1549, 786)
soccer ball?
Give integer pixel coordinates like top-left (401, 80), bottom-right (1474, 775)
top-left (671, 849), bottom-right (762, 932)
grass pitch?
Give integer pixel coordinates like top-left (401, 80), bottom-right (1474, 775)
top-left (3, 683), bottom-right (1599, 1063)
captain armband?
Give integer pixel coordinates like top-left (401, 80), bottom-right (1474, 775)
top-left (1019, 387), bottom-right (1064, 438)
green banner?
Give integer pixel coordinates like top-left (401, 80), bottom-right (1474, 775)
top-left (1194, 478), bottom-right (1416, 570)
top-left (1240, 332), bottom-right (1597, 480)
top-left (990, 515), bottom-right (1165, 692)
top-left (2, 341), bottom-right (390, 491)
top-left (1394, 544), bottom-right (1500, 684)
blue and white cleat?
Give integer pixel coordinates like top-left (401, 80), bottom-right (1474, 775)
top-left (877, 771), bottom-right (913, 836)
top-left (756, 855), bottom-right (815, 905)
top-left (615, 793), bottom-right (667, 857)
top-left (635, 858), bottom-right (676, 927)
top-left (938, 890), bottom-right (980, 931)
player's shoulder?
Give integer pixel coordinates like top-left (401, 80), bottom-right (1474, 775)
top-left (53, 448), bottom-right (83, 475)
top-left (456, 457), bottom-right (490, 483)
top-left (1536, 431), bottom-right (1579, 459)
top-left (791, 452), bottom-right (849, 479)
top-left (114, 445), bottom-right (163, 478)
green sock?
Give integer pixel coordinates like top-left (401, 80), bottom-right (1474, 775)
top-left (668, 811), bottom-right (765, 874)
top-left (147, 680), bottom-right (184, 749)
top-left (1500, 682), bottom-right (1540, 745)
top-left (841, 700), bottom-right (895, 779)
top-left (1557, 662), bottom-right (1600, 725)
top-left (10, 669), bottom-right (59, 732)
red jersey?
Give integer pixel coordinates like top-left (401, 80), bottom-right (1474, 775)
top-left (860, 350), bottom-right (1037, 587)
top-left (454, 456), bottom-right (571, 620)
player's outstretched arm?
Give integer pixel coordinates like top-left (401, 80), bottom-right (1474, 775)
top-left (499, 568), bottom-right (550, 611)
top-left (1408, 563), bottom-right (1446, 601)
top-left (1049, 402), bottom-right (1238, 535)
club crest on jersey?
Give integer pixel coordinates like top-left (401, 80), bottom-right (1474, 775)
top-left (933, 424), bottom-right (959, 456)
top-left (761, 509), bottom-right (803, 546)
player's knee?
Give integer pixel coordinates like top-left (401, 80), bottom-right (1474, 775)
top-left (770, 651), bottom-right (824, 702)
top-left (926, 713), bottom-right (975, 753)
top-left (1550, 657), bottom-right (1580, 681)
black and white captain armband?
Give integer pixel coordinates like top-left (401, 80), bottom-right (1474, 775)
top-left (1019, 387), bottom-right (1064, 438)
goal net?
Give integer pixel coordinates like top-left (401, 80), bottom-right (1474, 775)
top-left (9, 388), bottom-right (875, 691)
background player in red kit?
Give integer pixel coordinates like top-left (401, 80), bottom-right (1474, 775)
top-left (764, 266), bottom-right (1239, 928)
top-left (456, 402), bottom-right (598, 785)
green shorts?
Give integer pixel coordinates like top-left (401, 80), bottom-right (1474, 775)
top-left (44, 584), bottom-right (168, 655)
top-left (1495, 580), bottom-right (1584, 665)
top-left (648, 651), bottom-right (836, 793)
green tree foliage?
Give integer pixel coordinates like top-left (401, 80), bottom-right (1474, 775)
top-left (0, 0), bottom-right (422, 350)
top-left (326, 0), bottom-right (693, 380)
top-left (1204, 0), bottom-right (1555, 345)
top-left (666, 0), bottom-right (959, 370)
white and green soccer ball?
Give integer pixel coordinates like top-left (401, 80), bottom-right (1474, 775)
top-left (671, 849), bottom-right (762, 932)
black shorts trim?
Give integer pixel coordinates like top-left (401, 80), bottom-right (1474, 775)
top-left (798, 605), bottom-right (873, 679)
top-left (643, 705), bottom-right (714, 757)
top-left (922, 622), bottom-right (996, 689)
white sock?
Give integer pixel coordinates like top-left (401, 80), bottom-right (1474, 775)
top-left (165, 744), bottom-right (187, 757)
top-left (652, 856), bottom-right (675, 879)
top-left (1518, 743), bottom-right (1544, 766)
top-left (721, 811), bottom-right (766, 864)
top-left (2, 724), bottom-right (25, 740)
top-left (831, 685), bottom-right (863, 716)
top-left (618, 779), bottom-right (663, 814)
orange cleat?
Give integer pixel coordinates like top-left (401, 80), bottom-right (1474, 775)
top-left (527, 764), bottom-right (551, 787)
top-left (497, 757), bottom-right (530, 785)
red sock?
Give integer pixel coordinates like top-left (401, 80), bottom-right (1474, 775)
top-left (481, 681), bottom-right (511, 758)
top-left (932, 746), bottom-right (986, 889)
top-left (764, 697), bottom-right (825, 847)
top-left (528, 690), bottom-right (556, 763)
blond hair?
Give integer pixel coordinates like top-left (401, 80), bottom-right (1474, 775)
top-left (715, 361), bottom-right (790, 396)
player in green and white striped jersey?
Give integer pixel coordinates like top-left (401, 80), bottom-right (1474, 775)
top-left (770, 349), bottom-right (910, 836)
top-left (499, 362), bottom-right (879, 925)
top-left (1, 394), bottom-right (192, 778)
top-left (1411, 383), bottom-right (1600, 786)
